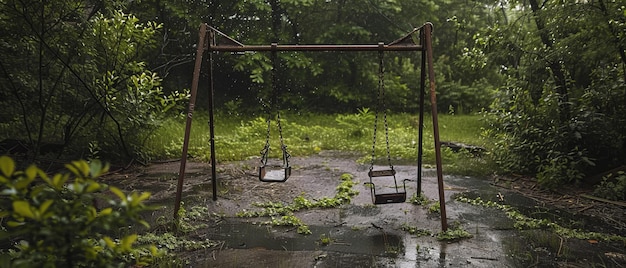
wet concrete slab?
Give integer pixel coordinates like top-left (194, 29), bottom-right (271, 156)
top-left (198, 152), bottom-right (520, 267)
top-left (109, 151), bottom-right (626, 267)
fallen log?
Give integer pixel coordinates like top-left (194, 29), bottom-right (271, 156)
top-left (579, 194), bottom-right (626, 208)
top-left (440, 141), bottom-right (486, 157)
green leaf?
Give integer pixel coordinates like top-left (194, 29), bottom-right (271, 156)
top-left (39, 200), bottom-right (54, 215)
top-left (51, 174), bottom-right (68, 189)
top-left (85, 182), bottom-right (102, 193)
top-left (138, 219), bottom-right (150, 229)
top-left (120, 234), bottom-right (137, 251)
top-left (89, 160), bottom-right (108, 177)
top-left (13, 201), bottom-right (35, 219)
top-left (109, 186), bottom-right (126, 201)
top-left (24, 165), bottom-right (38, 181)
top-left (130, 192), bottom-right (151, 206)
top-left (13, 177), bottom-right (34, 191)
top-left (39, 171), bottom-right (52, 185)
top-left (102, 236), bottom-right (116, 249)
top-left (0, 156), bottom-right (15, 178)
top-left (7, 221), bottom-right (24, 228)
top-left (99, 207), bottom-right (113, 217)
top-left (66, 160), bottom-right (90, 178)
top-left (87, 206), bottom-right (97, 221)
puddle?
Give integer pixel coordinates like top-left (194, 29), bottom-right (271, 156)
top-left (207, 221), bottom-right (403, 256)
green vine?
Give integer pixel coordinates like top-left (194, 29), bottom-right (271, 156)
top-left (455, 195), bottom-right (626, 242)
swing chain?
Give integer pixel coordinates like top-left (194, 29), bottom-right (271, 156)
top-left (260, 47), bottom-right (290, 167)
top-left (260, 105), bottom-right (271, 166)
top-left (380, 52), bottom-right (393, 170)
top-left (370, 48), bottom-right (394, 172)
top-left (272, 48), bottom-right (290, 166)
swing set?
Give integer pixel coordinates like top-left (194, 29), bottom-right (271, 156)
top-left (174, 23), bottom-right (448, 231)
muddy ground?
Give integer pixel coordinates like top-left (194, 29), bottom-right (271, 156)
top-left (105, 151), bottom-right (626, 267)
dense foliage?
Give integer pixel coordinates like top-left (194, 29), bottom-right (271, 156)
top-left (1, 0), bottom-right (624, 188)
top-left (472, 1), bottom-right (626, 187)
top-left (0, 156), bottom-right (160, 267)
top-left (0, 1), bottom-right (188, 161)
top-left (126, 0), bottom-right (497, 114)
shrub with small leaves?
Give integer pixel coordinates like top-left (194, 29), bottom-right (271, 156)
top-left (593, 171), bottom-right (626, 201)
top-left (0, 156), bottom-right (161, 267)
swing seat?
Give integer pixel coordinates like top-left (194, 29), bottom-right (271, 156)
top-left (368, 169), bottom-right (396, 177)
top-left (365, 182), bottom-right (407, 204)
top-left (374, 192), bottom-right (407, 204)
top-left (259, 165), bottom-right (291, 182)
top-left (365, 176), bottom-right (409, 204)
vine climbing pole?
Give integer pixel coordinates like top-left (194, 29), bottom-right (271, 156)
top-left (174, 22), bottom-right (448, 231)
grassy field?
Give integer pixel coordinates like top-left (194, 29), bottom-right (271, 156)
top-left (145, 111), bottom-right (494, 176)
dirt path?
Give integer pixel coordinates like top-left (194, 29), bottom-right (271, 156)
top-left (105, 151), bottom-right (626, 267)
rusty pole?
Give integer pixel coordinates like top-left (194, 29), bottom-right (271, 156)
top-left (207, 45), bottom-right (218, 201)
top-left (174, 24), bottom-right (208, 218)
top-left (425, 23), bottom-right (448, 231)
top-left (417, 28), bottom-right (427, 196)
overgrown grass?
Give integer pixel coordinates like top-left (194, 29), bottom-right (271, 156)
top-left (144, 111), bottom-right (494, 176)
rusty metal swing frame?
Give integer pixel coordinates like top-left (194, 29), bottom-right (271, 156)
top-left (174, 22), bottom-right (448, 231)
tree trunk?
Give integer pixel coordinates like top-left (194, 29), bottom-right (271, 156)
top-left (528, 0), bottom-right (570, 122)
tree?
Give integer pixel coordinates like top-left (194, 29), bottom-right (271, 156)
top-left (477, 0), bottom-right (626, 186)
top-left (124, 0), bottom-right (454, 113)
top-left (0, 0), bottom-right (188, 161)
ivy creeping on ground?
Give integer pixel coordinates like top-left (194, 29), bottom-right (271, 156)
top-left (237, 173), bottom-right (359, 234)
top-left (455, 195), bottom-right (626, 243)
top-left (436, 225), bottom-right (473, 241)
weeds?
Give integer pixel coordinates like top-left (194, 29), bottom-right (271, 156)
top-left (318, 234), bottom-right (333, 246)
top-left (237, 173), bottom-right (358, 234)
top-left (408, 192), bottom-right (429, 205)
top-left (400, 223), bottom-right (432, 237)
top-left (436, 225), bottom-right (473, 241)
top-left (428, 202), bottom-right (441, 214)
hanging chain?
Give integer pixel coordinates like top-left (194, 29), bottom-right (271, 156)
top-left (370, 49), bottom-right (383, 172)
top-left (380, 51), bottom-right (393, 171)
top-left (260, 95), bottom-right (272, 167)
top-left (273, 48), bottom-right (290, 167)
top-left (260, 50), bottom-right (277, 166)
top-left (260, 46), bottom-right (290, 167)
top-left (369, 48), bottom-right (393, 172)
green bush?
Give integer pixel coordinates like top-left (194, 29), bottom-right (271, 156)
top-left (335, 108), bottom-right (374, 138)
top-left (0, 156), bottom-right (161, 267)
top-left (593, 171), bottom-right (626, 201)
